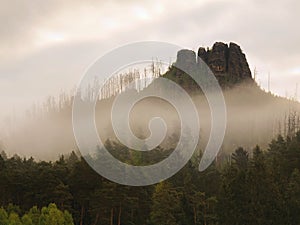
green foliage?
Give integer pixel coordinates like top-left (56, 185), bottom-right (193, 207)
top-left (39, 203), bottom-right (74, 225)
top-left (8, 212), bottom-right (22, 225)
top-left (0, 207), bottom-right (9, 225)
top-left (27, 206), bottom-right (40, 225)
top-left (286, 169), bottom-right (300, 224)
top-left (0, 204), bottom-right (73, 225)
top-left (1, 132), bottom-right (300, 224)
top-left (21, 215), bottom-right (33, 225)
top-left (150, 182), bottom-right (183, 225)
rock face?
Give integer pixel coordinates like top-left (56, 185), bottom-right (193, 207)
top-left (227, 43), bottom-right (252, 79)
top-left (197, 42), bottom-right (252, 79)
top-left (176, 49), bottom-right (196, 72)
top-left (174, 42), bottom-right (252, 84)
top-left (205, 42), bottom-right (228, 75)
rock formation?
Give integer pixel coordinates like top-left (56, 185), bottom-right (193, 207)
top-left (197, 42), bottom-right (252, 79)
top-left (173, 42), bottom-right (252, 86)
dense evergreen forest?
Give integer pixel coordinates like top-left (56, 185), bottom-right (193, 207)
top-left (1, 130), bottom-right (300, 225)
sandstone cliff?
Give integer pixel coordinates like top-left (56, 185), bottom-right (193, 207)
top-left (169, 42), bottom-right (253, 88)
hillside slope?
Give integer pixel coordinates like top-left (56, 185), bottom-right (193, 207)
top-left (3, 42), bottom-right (300, 159)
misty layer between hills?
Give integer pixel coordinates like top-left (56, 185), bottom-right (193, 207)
top-left (2, 42), bottom-right (300, 160)
top-left (2, 79), bottom-right (299, 160)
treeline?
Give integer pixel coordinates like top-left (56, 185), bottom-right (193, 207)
top-left (0, 203), bottom-right (73, 225)
top-left (1, 132), bottom-right (300, 225)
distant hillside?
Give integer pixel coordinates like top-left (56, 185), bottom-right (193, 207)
top-left (2, 42), bottom-right (300, 159)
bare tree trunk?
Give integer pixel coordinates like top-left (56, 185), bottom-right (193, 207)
top-left (203, 203), bottom-right (207, 225)
top-left (118, 203), bottom-right (122, 225)
top-left (130, 209), bottom-right (134, 223)
top-left (110, 208), bottom-right (114, 225)
top-left (193, 206), bottom-right (197, 225)
top-left (80, 206), bottom-right (84, 225)
top-left (93, 213), bottom-right (99, 225)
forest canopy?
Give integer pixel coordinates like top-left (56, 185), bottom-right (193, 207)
top-left (0, 131), bottom-right (300, 225)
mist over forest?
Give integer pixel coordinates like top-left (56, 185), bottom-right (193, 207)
top-left (1, 0), bottom-right (300, 223)
top-left (1, 44), bottom-right (300, 160)
top-left (1, 42), bottom-right (300, 225)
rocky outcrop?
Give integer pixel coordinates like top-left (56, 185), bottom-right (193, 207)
top-left (227, 42), bottom-right (252, 79)
top-left (175, 49), bottom-right (196, 72)
top-left (205, 42), bottom-right (228, 75)
top-left (174, 42), bottom-right (252, 84)
top-left (169, 42), bottom-right (253, 90)
top-left (197, 42), bottom-right (252, 80)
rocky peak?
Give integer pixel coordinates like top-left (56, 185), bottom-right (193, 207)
top-left (174, 42), bottom-right (252, 85)
top-left (227, 42), bottom-right (252, 79)
top-left (206, 42), bottom-right (229, 75)
top-left (198, 42), bottom-right (252, 80)
top-left (176, 49), bottom-right (196, 72)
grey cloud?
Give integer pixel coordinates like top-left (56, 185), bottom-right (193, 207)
top-left (0, 0), bottom-right (141, 59)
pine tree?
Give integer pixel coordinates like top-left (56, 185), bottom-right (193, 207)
top-left (21, 214), bottom-right (33, 225)
top-left (217, 147), bottom-right (250, 225)
top-left (0, 207), bottom-right (8, 225)
top-left (286, 169), bottom-right (300, 224)
top-left (150, 181), bottom-right (183, 225)
top-left (8, 212), bottom-right (22, 225)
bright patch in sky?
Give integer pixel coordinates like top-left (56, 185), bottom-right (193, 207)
top-left (35, 30), bottom-right (66, 47)
top-left (290, 67), bottom-right (300, 75)
top-left (101, 18), bottom-right (119, 30)
top-left (133, 6), bottom-right (150, 20)
top-left (154, 3), bottom-right (164, 14)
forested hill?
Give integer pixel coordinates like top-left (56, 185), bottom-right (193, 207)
top-left (0, 42), bottom-right (300, 225)
top-left (0, 131), bottom-right (300, 224)
top-left (3, 42), bottom-right (300, 159)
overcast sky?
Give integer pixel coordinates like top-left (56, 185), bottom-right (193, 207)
top-left (0, 0), bottom-right (300, 122)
